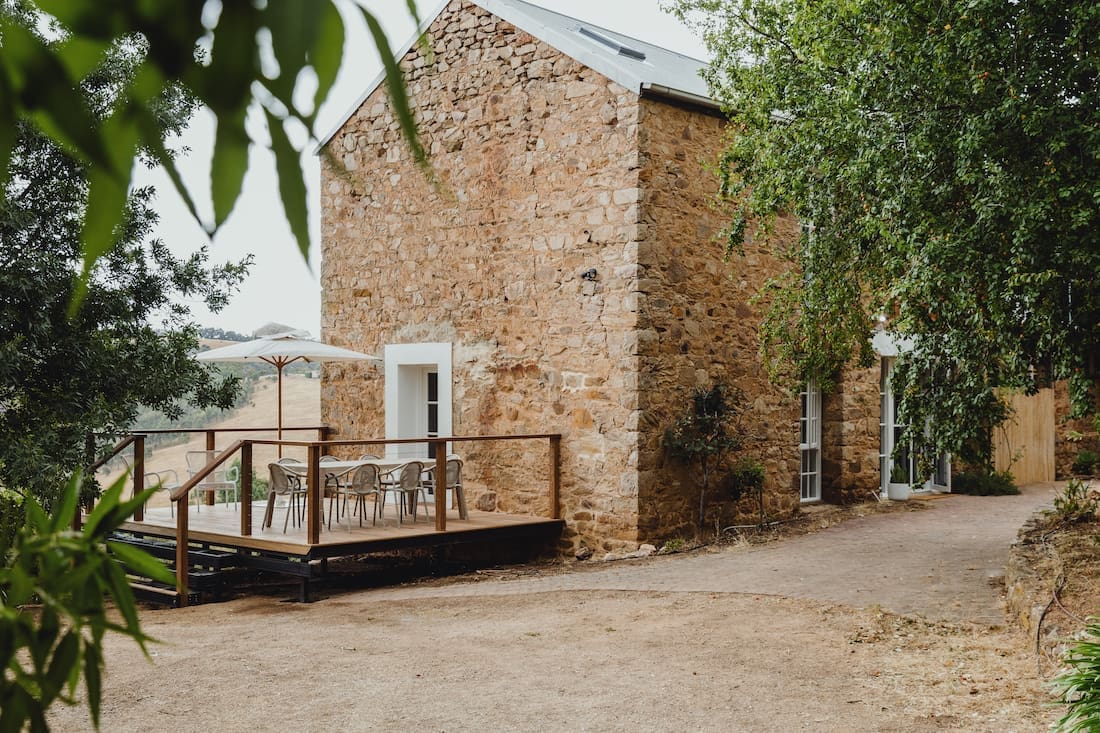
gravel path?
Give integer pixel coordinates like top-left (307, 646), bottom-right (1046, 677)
top-left (366, 482), bottom-right (1060, 624)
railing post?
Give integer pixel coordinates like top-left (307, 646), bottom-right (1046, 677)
top-left (176, 498), bottom-right (189, 607)
top-left (204, 431), bottom-right (216, 505)
top-left (241, 441), bottom-right (253, 536)
top-left (307, 443), bottom-right (321, 544)
top-left (133, 435), bottom-right (145, 521)
top-left (549, 435), bottom-right (561, 520)
top-left (434, 440), bottom-right (447, 532)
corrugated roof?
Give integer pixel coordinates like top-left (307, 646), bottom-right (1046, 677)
top-left (318, 0), bottom-right (716, 148)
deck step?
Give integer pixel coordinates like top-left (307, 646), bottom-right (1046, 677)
top-left (109, 533), bottom-right (240, 570)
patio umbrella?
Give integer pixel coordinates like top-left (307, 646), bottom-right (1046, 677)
top-left (196, 332), bottom-right (379, 454)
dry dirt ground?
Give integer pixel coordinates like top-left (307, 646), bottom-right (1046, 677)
top-left (46, 487), bottom-right (1069, 732)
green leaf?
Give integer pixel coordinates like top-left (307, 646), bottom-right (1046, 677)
top-left (0, 18), bottom-right (116, 174)
top-left (358, 8), bottom-right (428, 171)
top-left (82, 472), bottom-right (125, 540)
top-left (263, 109), bottom-right (311, 261)
top-left (49, 472), bottom-right (81, 534)
top-left (70, 151), bottom-right (133, 316)
top-left (309, 2), bottom-right (346, 122)
top-left (107, 541), bottom-right (175, 585)
top-left (264, 0), bottom-right (317, 103)
top-left (43, 631), bottom-right (79, 701)
top-left (202, 1), bottom-right (259, 116)
top-left (83, 642), bottom-right (102, 729)
top-left (210, 107), bottom-right (251, 228)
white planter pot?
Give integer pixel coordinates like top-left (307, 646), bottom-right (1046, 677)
top-left (886, 484), bottom-right (911, 501)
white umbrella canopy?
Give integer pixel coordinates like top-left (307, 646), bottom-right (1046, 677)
top-left (196, 332), bottom-right (379, 451)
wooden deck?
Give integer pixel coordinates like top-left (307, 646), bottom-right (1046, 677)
top-left (118, 501), bottom-right (564, 561)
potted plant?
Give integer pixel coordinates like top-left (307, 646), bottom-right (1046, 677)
top-left (886, 460), bottom-right (911, 501)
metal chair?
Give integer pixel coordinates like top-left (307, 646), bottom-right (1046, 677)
top-left (422, 458), bottom-right (468, 520)
top-left (265, 462), bottom-right (307, 532)
top-left (378, 461), bottom-right (425, 526)
top-left (143, 470), bottom-right (181, 517)
top-left (336, 463), bottom-right (381, 531)
top-left (185, 450), bottom-right (239, 510)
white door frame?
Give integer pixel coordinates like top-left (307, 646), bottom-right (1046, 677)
top-left (383, 343), bottom-right (452, 460)
top-left (799, 379), bottom-right (822, 502)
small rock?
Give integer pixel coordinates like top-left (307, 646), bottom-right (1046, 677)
top-left (575, 546), bottom-right (593, 561)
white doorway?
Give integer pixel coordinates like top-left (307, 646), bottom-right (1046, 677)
top-left (383, 343), bottom-right (452, 460)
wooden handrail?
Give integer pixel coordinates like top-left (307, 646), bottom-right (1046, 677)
top-left (128, 425), bottom-right (329, 435)
top-left (86, 434), bottom-right (138, 474)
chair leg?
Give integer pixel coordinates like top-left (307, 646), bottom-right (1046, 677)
top-left (455, 486), bottom-right (468, 520)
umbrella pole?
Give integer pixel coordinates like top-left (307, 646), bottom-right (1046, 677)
top-left (277, 364), bottom-right (284, 458)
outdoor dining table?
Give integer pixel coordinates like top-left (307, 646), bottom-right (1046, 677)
top-left (280, 456), bottom-right (461, 517)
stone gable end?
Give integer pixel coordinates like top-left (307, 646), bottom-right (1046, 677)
top-left (320, 0), bottom-right (805, 551)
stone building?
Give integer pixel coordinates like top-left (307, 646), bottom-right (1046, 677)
top-left (317, 0), bottom-right (1013, 554)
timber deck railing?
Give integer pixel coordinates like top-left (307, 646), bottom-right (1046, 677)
top-left (88, 430), bottom-right (562, 606)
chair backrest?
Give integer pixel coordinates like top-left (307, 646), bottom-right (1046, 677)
top-left (358, 453), bottom-right (380, 461)
top-left (398, 461), bottom-right (423, 491)
top-left (267, 463), bottom-right (298, 495)
top-left (320, 455), bottom-right (339, 463)
top-left (349, 464), bottom-right (380, 493)
top-left (445, 459), bottom-right (463, 487)
top-left (187, 450), bottom-right (237, 485)
top-left (276, 457), bottom-right (303, 465)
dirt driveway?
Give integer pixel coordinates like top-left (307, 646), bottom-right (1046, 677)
top-left (48, 486), bottom-right (1060, 732)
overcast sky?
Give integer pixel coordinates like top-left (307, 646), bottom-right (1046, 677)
top-left (144, 0), bottom-right (710, 337)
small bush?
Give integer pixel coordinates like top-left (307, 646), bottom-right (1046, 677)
top-left (1073, 450), bottom-right (1100, 475)
top-left (1050, 479), bottom-right (1099, 524)
top-left (951, 469), bottom-right (1019, 496)
top-left (728, 457), bottom-right (765, 501)
top-left (1051, 618), bottom-right (1100, 732)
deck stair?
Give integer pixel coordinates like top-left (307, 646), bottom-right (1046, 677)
top-left (108, 531), bottom-right (325, 604)
top-left (109, 532), bottom-right (243, 606)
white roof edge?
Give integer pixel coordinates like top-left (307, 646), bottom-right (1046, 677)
top-left (316, 0), bottom-right (716, 152)
top-left (640, 83), bottom-right (720, 112)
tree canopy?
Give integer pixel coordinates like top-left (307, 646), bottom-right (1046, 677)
top-left (0, 0), bottom-right (424, 308)
top-left (0, 22), bottom-right (249, 507)
top-left (670, 0), bottom-right (1100, 466)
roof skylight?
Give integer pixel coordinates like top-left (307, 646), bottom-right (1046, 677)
top-left (577, 25), bottom-right (646, 61)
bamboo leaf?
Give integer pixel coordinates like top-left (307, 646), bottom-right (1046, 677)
top-left (107, 541), bottom-right (175, 585)
top-left (43, 632), bottom-right (79, 701)
top-left (49, 473), bottom-right (81, 534)
top-left (263, 108), bottom-right (311, 261)
top-left (357, 8), bottom-right (428, 171)
top-left (83, 642), bottom-right (102, 729)
top-left (308, 1), bottom-right (346, 122)
top-left (210, 107), bottom-right (251, 228)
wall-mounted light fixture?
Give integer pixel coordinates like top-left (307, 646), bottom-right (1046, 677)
top-left (581, 268), bottom-right (598, 281)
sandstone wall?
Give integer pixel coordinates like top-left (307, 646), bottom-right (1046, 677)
top-left (320, 0), bottom-right (643, 552)
top-left (633, 98), bottom-right (801, 539)
top-left (822, 363), bottom-right (883, 503)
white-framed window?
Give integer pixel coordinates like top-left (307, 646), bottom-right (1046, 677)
top-left (383, 343), bottom-right (452, 460)
top-left (879, 356), bottom-right (951, 494)
top-left (800, 379), bottom-right (821, 502)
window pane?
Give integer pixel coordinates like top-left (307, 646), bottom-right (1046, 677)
top-left (427, 371), bottom-right (438, 402)
top-left (427, 403), bottom-right (438, 434)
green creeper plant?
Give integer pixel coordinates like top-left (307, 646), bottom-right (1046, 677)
top-left (0, 471), bottom-right (172, 732)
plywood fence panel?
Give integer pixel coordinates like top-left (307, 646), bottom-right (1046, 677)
top-left (993, 388), bottom-right (1055, 484)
